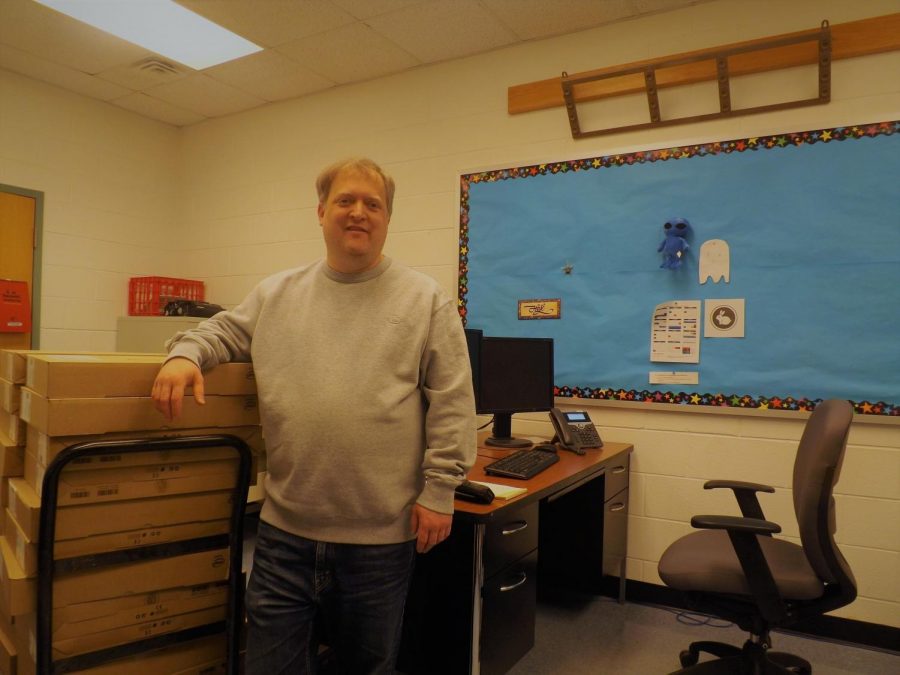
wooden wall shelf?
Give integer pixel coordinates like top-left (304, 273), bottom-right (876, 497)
top-left (508, 13), bottom-right (900, 117)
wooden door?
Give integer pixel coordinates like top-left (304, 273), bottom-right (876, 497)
top-left (0, 191), bottom-right (36, 350)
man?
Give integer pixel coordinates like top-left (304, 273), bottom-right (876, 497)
top-left (152, 158), bottom-right (476, 674)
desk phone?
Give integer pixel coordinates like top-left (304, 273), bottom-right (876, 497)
top-left (549, 407), bottom-right (603, 455)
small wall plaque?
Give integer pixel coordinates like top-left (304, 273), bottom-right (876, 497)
top-left (518, 299), bottom-right (561, 320)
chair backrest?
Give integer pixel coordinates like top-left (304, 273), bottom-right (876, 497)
top-left (792, 399), bottom-right (855, 590)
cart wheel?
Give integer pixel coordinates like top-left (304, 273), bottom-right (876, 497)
top-left (680, 649), bottom-right (699, 667)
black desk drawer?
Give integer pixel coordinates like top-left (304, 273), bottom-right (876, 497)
top-left (483, 501), bottom-right (538, 578)
top-left (605, 455), bottom-right (629, 500)
top-left (480, 549), bottom-right (537, 675)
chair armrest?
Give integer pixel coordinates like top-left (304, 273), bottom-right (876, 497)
top-left (691, 514), bottom-right (781, 535)
top-left (704, 480), bottom-right (774, 521)
top-left (704, 480), bottom-right (774, 493)
top-left (691, 514), bottom-right (787, 623)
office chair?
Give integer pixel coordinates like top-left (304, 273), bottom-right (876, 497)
top-left (657, 399), bottom-right (856, 674)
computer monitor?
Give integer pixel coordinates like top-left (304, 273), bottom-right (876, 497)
top-left (463, 328), bottom-right (482, 409)
top-left (477, 336), bottom-right (554, 448)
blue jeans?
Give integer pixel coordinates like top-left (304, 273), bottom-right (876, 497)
top-left (245, 520), bottom-right (416, 675)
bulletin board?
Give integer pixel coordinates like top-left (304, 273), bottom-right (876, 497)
top-left (459, 121), bottom-right (899, 416)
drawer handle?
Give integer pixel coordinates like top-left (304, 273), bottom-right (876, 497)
top-left (611, 465), bottom-right (626, 474)
top-left (609, 502), bottom-right (626, 512)
top-left (500, 572), bottom-right (528, 592)
top-left (501, 521), bottom-right (528, 536)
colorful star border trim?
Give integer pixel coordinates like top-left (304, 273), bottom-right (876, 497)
top-left (457, 120), bottom-right (899, 417)
top-left (553, 387), bottom-right (896, 417)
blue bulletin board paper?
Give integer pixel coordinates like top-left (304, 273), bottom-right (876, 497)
top-left (459, 122), bottom-right (900, 416)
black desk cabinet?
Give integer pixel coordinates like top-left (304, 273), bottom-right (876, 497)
top-left (399, 442), bottom-right (632, 675)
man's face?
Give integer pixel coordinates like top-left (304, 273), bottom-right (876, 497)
top-left (318, 168), bottom-right (390, 273)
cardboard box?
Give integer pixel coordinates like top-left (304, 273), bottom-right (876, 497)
top-left (1, 350), bottom-right (157, 385)
top-left (53, 547), bottom-right (230, 607)
top-left (19, 389), bottom-right (259, 436)
top-left (54, 518), bottom-right (232, 562)
top-left (0, 377), bottom-right (19, 414)
top-left (57, 605), bottom-right (226, 659)
top-left (26, 354), bottom-right (256, 398)
top-left (0, 349), bottom-right (31, 384)
top-left (28, 424), bottom-right (265, 469)
top-left (8, 477), bottom-right (235, 543)
top-left (0, 432), bottom-right (24, 477)
top-left (4, 505), bottom-right (230, 567)
top-left (0, 408), bottom-right (26, 445)
top-left (0, 536), bottom-right (35, 617)
top-left (52, 581), bottom-right (229, 634)
top-left (26, 453), bottom-right (239, 505)
top-left (65, 634), bottom-right (225, 675)
top-left (16, 603), bottom-right (226, 662)
top-left (6, 478), bottom-right (40, 542)
top-left (16, 618), bottom-right (227, 675)
top-left (0, 614), bottom-right (15, 675)
top-left (5, 509), bottom-right (37, 577)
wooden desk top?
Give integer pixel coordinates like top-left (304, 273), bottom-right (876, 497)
top-left (454, 437), bottom-right (633, 519)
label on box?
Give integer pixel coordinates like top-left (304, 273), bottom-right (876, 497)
top-left (18, 390), bottom-right (30, 425)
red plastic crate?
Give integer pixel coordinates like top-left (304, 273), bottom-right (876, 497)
top-left (128, 276), bottom-right (205, 316)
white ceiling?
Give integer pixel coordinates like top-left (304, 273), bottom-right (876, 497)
top-left (0, 0), bottom-right (715, 127)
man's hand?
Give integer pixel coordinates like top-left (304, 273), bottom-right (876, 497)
top-left (151, 357), bottom-right (204, 422)
top-left (411, 504), bottom-right (452, 554)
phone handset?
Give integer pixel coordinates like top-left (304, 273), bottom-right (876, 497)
top-left (549, 407), bottom-right (603, 455)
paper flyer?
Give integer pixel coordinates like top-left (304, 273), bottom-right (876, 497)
top-left (650, 300), bottom-right (701, 363)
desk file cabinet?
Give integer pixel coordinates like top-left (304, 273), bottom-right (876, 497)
top-left (399, 440), bottom-right (632, 675)
top-left (479, 501), bottom-right (539, 675)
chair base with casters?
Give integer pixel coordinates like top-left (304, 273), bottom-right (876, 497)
top-left (673, 636), bottom-right (811, 674)
top-left (658, 399), bottom-right (856, 675)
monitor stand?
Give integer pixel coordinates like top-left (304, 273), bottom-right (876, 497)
top-left (484, 413), bottom-right (532, 448)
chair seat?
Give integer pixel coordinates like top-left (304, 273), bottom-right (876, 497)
top-left (659, 530), bottom-right (824, 600)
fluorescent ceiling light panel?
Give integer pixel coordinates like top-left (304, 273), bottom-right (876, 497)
top-left (34, 0), bottom-right (262, 70)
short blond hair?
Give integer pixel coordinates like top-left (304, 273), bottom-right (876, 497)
top-left (316, 158), bottom-right (395, 215)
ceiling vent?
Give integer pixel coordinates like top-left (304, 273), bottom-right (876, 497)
top-left (134, 57), bottom-right (182, 78)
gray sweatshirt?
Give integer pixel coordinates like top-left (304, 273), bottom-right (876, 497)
top-left (166, 257), bottom-right (476, 544)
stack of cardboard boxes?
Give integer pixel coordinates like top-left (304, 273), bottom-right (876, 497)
top-left (0, 350), bottom-right (266, 675)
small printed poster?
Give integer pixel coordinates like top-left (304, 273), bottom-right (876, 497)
top-left (650, 300), bottom-right (701, 363)
top-left (518, 298), bottom-right (561, 320)
top-left (705, 299), bottom-right (745, 338)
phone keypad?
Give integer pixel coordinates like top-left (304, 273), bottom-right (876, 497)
top-left (573, 424), bottom-right (602, 448)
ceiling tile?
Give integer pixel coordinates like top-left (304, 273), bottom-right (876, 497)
top-left (111, 92), bottom-right (206, 127)
top-left (146, 73), bottom-right (268, 118)
top-left (0, 43), bottom-right (132, 101)
top-left (2, 0), bottom-right (727, 128)
top-left (176, 0), bottom-right (356, 48)
top-left (481, 0), bottom-right (636, 40)
top-left (366, 0), bottom-right (518, 64)
top-left (0, 0), bottom-right (148, 74)
top-left (329, 0), bottom-right (427, 21)
top-left (632, 0), bottom-right (709, 15)
top-left (206, 49), bottom-right (336, 101)
top-left (276, 23), bottom-right (420, 84)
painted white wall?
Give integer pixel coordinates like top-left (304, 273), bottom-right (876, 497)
top-left (0, 70), bottom-right (182, 351)
top-left (0, 0), bottom-right (897, 628)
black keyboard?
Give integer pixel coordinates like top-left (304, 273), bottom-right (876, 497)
top-left (484, 448), bottom-right (560, 480)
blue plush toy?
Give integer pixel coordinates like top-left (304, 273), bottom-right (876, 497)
top-left (658, 218), bottom-right (692, 269)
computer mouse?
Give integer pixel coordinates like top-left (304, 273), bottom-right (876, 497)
top-left (454, 480), bottom-right (495, 504)
top-left (533, 443), bottom-right (558, 453)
